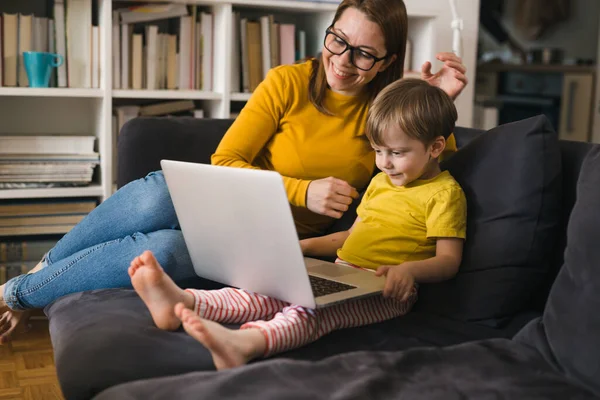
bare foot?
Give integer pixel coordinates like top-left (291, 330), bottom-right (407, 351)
top-left (174, 303), bottom-right (266, 370)
top-left (129, 251), bottom-right (195, 331)
top-left (0, 309), bottom-right (33, 344)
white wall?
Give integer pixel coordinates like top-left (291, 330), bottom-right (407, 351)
top-left (502, 0), bottom-right (600, 61)
top-left (405, 0), bottom-right (480, 128)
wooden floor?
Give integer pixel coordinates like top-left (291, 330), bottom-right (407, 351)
top-left (0, 316), bottom-right (64, 400)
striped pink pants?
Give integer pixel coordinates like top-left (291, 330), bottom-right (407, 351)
top-left (185, 271), bottom-right (417, 357)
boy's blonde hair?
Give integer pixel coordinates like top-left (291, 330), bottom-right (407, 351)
top-left (366, 78), bottom-right (457, 147)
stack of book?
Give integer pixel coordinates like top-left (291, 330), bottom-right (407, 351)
top-left (112, 3), bottom-right (213, 91)
top-left (0, 237), bottom-right (56, 282)
top-left (233, 13), bottom-right (305, 93)
top-left (0, 135), bottom-right (100, 187)
top-left (1, 0), bottom-right (101, 88)
top-left (114, 99), bottom-right (201, 135)
top-left (0, 198), bottom-right (96, 238)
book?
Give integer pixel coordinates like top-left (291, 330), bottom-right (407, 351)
top-left (231, 13), bottom-right (241, 93)
top-left (246, 21), bottom-right (263, 92)
top-left (118, 4), bottom-right (188, 25)
top-left (18, 14), bottom-right (32, 87)
top-left (66, 0), bottom-right (92, 88)
top-left (121, 23), bottom-right (132, 89)
top-left (297, 30), bottom-right (306, 61)
top-left (178, 16), bottom-right (192, 90)
top-left (48, 19), bottom-right (57, 87)
top-left (2, 13), bottom-right (18, 87)
top-left (145, 25), bottom-right (159, 90)
top-left (240, 18), bottom-right (250, 93)
top-left (0, 136), bottom-right (95, 155)
top-left (54, 0), bottom-right (68, 87)
top-left (279, 24), bottom-right (296, 66)
top-left (139, 100), bottom-right (195, 116)
top-left (200, 12), bottom-right (213, 91)
top-left (0, 200), bottom-right (96, 217)
top-left (92, 26), bottom-right (100, 88)
top-left (115, 105), bottom-right (141, 134)
top-left (260, 16), bottom-right (271, 79)
top-left (112, 11), bottom-right (121, 89)
top-left (0, 224), bottom-right (78, 236)
top-left (166, 35), bottom-right (177, 89)
top-left (131, 33), bottom-right (143, 89)
top-left (0, 214), bottom-right (86, 228)
top-left (0, 153), bottom-right (100, 161)
top-left (0, 240), bottom-right (57, 263)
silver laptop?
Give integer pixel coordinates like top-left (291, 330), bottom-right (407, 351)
top-left (160, 160), bottom-right (384, 309)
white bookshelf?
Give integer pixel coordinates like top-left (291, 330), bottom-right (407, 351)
top-left (0, 0), bottom-right (478, 205)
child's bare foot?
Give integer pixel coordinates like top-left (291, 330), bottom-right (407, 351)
top-left (174, 303), bottom-right (266, 370)
top-left (0, 309), bottom-right (33, 344)
top-left (129, 251), bottom-right (195, 331)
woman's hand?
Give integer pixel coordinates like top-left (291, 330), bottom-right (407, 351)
top-left (421, 52), bottom-right (468, 100)
top-left (306, 177), bottom-right (359, 219)
top-left (375, 264), bottom-right (416, 302)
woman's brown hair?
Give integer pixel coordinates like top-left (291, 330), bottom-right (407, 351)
top-left (366, 78), bottom-right (458, 146)
top-left (308, 0), bottom-right (408, 115)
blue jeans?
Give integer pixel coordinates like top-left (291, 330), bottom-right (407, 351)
top-left (3, 171), bottom-right (197, 311)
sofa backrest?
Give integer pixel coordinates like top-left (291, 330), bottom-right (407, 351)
top-left (117, 116), bottom-right (596, 314)
top-left (117, 117), bottom-right (235, 188)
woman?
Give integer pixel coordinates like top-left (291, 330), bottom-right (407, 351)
top-left (0, 0), bottom-right (467, 342)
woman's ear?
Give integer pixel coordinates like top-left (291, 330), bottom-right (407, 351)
top-left (378, 54), bottom-right (397, 72)
top-left (430, 136), bottom-right (446, 159)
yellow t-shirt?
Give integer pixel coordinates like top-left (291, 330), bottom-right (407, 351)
top-left (211, 60), bottom-right (458, 238)
top-left (337, 171), bottom-right (467, 270)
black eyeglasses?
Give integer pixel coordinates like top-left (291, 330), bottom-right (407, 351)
top-left (323, 27), bottom-right (388, 71)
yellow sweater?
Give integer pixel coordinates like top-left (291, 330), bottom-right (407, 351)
top-left (211, 61), bottom-right (457, 238)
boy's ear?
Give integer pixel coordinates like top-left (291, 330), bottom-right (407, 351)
top-left (430, 136), bottom-right (446, 158)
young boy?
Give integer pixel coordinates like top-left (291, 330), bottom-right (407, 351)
top-left (128, 78), bottom-right (467, 370)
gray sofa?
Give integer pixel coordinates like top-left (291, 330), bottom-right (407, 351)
top-left (45, 115), bottom-right (600, 399)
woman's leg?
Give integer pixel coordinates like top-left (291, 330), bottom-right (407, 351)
top-left (3, 229), bottom-right (195, 311)
top-left (46, 171), bottom-right (179, 264)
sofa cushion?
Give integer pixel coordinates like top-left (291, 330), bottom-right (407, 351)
top-left (93, 339), bottom-right (595, 400)
top-left (523, 145), bottom-right (600, 396)
top-left (414, 115), bottom-right (562, 327)
top-left (47, 286), bottom-right (515, 400)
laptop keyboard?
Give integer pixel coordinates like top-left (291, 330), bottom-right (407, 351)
top-left (309, 275), bottom-right (356, 297)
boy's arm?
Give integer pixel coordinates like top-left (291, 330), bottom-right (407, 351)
top-left (376, 238), bottom-right (463, 301)
top-left (401, 238), bottom-right (463, 282)
top-left (300, 217), bottom-right (361, 258)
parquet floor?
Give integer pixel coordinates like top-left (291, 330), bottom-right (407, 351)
top-left (0, 315), bottom-right (64, 400)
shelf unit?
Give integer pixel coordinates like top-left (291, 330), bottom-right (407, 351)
top-left (0, 0), bottom-right (478, 204)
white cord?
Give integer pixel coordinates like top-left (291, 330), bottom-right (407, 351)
top-left (449, 0), bottom-right (463, 57)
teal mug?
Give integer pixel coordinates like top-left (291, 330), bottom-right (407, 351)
top-left (23, 51), bottom-right (64, 88)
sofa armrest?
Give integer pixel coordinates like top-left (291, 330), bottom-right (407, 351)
top-left (117, 117), bottom-right (235, 188)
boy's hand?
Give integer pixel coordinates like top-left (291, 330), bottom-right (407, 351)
top-left (375, 264), bottom-right (415, 302)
